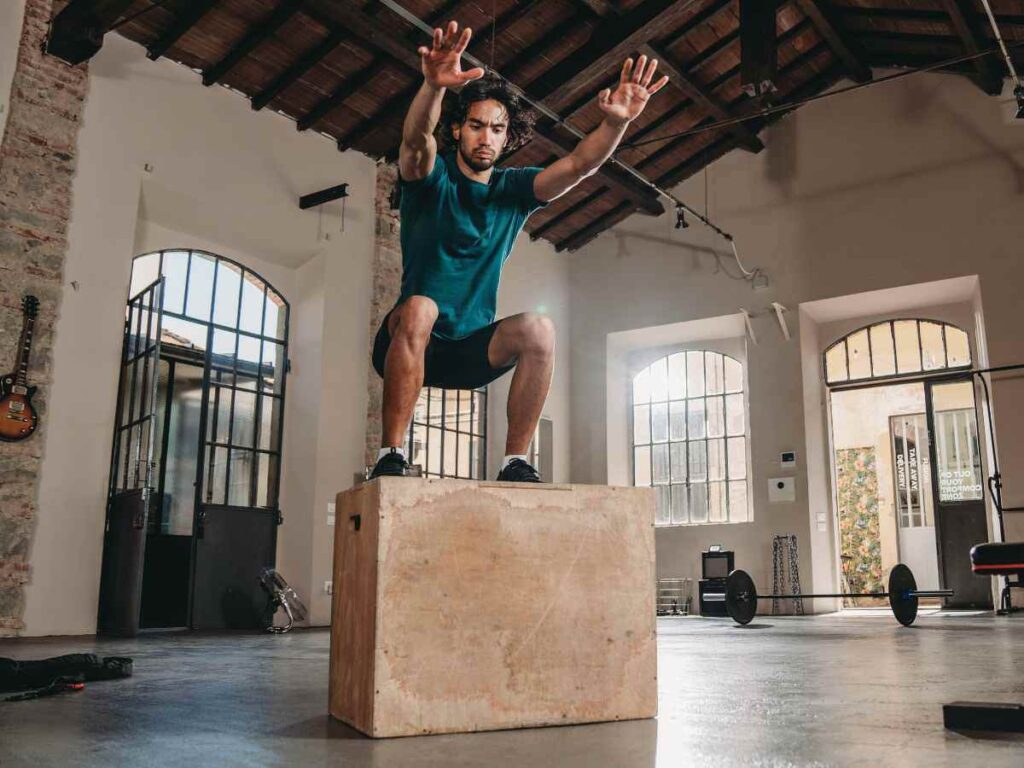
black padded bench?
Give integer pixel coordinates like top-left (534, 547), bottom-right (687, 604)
top-left (970, 542), bottom-right (1024, 614)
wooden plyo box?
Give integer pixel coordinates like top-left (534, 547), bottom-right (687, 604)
top-left (329, 478), bottom-right (657, 738)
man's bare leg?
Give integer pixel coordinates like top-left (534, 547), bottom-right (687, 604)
top-left (381, 296), bottom-right (439, 447)
top-left (488, 313), bottom-right (556, 456)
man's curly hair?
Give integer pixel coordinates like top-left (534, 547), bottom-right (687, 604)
top-left (438, 75), bottom-right (535, 154)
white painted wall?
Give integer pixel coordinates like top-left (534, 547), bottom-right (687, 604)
top-left (569, 72), bottom-right (1024, 603)
top-left (0, 0), bottom-right (26, 149)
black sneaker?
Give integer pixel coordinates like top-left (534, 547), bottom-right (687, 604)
top-left (370, 449), bottom-right (410, 479)
top-left (496, 458), bottom-right (542, 483)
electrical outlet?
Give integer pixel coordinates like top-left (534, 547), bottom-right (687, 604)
top-left (324, 580), bottom-right (333, 595)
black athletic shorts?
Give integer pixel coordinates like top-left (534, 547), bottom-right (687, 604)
top-left (371, 310), bottom-right (516, 390)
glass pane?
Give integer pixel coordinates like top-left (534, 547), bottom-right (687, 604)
top-left (228, 449), bottom-right (253, 506)
top-left (724, 356), bottom-right (743, 393)
top-left (210, 385), bottom-right (232, 445)
top-left (946, 327), bottom-right (971, 367)
top-left (706, 352), bottom-right (724, 395)
top-left (670, 442), bottom-right (687, 483)
top-left (409, 422), bottom-right (427, 469)
top-left (686, 351), bottom-right (705, 397)
top-left (472, 390), bottom-right (485, 435)
top-left (934, 398), bottom-right (983, 502)
top-left (427, 427), bottom-right (442, 476)
top-left (213, 261), bottom-right (242, 328)
top-left (633, 367), bottom-right (651, 405)
top-left (728, 437), bottom-right (747, 480)
top-left (895, 320), bottom-right (922, 374)
top-left (920, 322), bottom-right (946, 371)
top-left (649, 357), bottom-right (669, 403)
top-left (689, 483), bottom-right (708, 523)
top-left (729, 481), bottom-right (748, 522)
top-left (258, 395), bottom-right (281, 452)
top-left (651, 403), bottom-right (668, 443)
top-left (207, 446), bottom-right (227, 505)
top-left (726, 394), bottom-right (745, 437)
top-left (707, 438), bottom-right (725, 481)
top-left (240, 274), bottom-right (266, 335)
top-left (256, 453), bottom-right (271, 508)
top-left (656, 485), bottom-right (671, 525)
top-left (443, 390), bottom-right (459, 432)
top-left (443, 428), bottom-right (457, 477)
top-left (688, 441), bottom-right (707, 481)
top-left (231, 390), bottom-right (256, 448)
top-left (162, 316), bottom-right (209, 351)
top-left (707, 396), bottom-right (725, 438)
top-left (161, 250), bottom-right (189, 315)
top-left (669, 401), bottom-right (686, 441)
top-left (237, 335), bottom-right (261, 389)
top-left (634, 446), bottom-right (651, 486)
top-left (870, 323), bottom-right (896, 377)
top-left (671, 484), bottom-right (688, 525)
top-left (211, 329), bottom-right (237, 376)
top-left (429, 388), bottom-right (443, 427)
top-left (264, 289), bottom-right (287, 340)
top-left (652, 444), bottom-right (669, 485)
top-left (130, 253), bottom-right (160, 298)
top-left (847, 329), bottom-right (871, 380)
top-left (708, 481), bottom-right (726, 523)
top-left (472, 436), bottom-right (485, 479)
top-left (687, 400), bottom-right (706, 440)
top-left (457, 432), bottom-right (471, 479)
top-left (668, 353), bottom-right (686, 399)
top-left (825, 343), bottom-right (848, 383)
top-left (260, 341), bottom-right (285, 395)
top-left (634, 405), bottom-right (651, 445)
top-left (185, 252), bottom-right (216, 322)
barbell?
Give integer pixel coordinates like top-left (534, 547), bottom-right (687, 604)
top-left (725, 563), bottom-right (954, 627)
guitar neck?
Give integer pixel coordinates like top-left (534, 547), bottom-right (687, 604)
top-left (14, 315), bottom-right (34, 386)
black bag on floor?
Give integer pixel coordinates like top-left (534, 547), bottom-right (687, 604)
top-left (1, 654), bottom-right (132, 701)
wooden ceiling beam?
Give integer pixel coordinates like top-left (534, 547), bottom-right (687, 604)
top-left (793, 0), bottom-right (872, 83)
top-left (252, 28), bottom-right (347, 111)
top-left (526, 0), bottom-right (702, 112)
top-left (147, 0), bottom-right (221, 61)
top-left (639, 42), bottom-right (764, 153)
top-left (939, 0), bottom-right (1005, 95)
top-left (555, 200), bottom-right (635, 252)
top-left (529, 186), bottom-right (610, 240)
top-left (575, 0), bottom-right (618, 17)
top-left (202, 0), bottom-right (302, 86)
top-left (739, 0), bottom-right (779, 97)
top-left (45, 0), bottom-right (138, 64)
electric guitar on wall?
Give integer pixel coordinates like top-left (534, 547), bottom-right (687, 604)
top-left (0, 295), bottom-right (40, 442)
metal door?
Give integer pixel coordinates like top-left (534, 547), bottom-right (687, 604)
top-left (925, 377), bottom-right (992, 609)
top-left (97, 279), bottom-right (164, 636)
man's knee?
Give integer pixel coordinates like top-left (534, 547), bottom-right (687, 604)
top-left (393, 296), bottom-right (439, 344)
top-left (518, 313), bottom-right (556, 357)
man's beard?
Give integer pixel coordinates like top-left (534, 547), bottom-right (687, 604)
top-left (459, 143), bottom-right (499, 172)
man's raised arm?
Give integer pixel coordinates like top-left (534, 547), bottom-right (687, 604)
top-left (533, 56), bottom-right (668, 203)
top-left (399, 21), bottom-right (484, 182)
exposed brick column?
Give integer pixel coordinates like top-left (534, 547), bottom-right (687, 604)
top-left (0, 0), bottom-right (89, 636)
top-left (363, 163), bottom-right (402, 468)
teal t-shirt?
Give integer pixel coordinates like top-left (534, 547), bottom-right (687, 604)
top-left (398, 152), bottom-right (548, 340)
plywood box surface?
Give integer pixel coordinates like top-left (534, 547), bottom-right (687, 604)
top-left (329, 478), bottom-right (657, 738)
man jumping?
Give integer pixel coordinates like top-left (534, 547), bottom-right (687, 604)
top-left (370, 21), bottom-right (668, 482)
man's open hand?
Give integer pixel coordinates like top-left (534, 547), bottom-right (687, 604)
top-left (419, 21), bottom-right (485, 89)
top-left (597, 56), bottom-right (669, 125)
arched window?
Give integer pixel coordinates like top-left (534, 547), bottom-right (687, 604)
top-left (632, 351), bottom-right (748, 526)
top-left (824, 319), bottom-right (971, 385)
top-left (126, 249), bottom-right (288, 515)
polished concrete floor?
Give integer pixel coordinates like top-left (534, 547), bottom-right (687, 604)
top-left (1, 614), bottom-right (1022, 767)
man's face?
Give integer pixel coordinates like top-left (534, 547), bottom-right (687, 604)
top-left (452, 99), bottom-right (509, 172)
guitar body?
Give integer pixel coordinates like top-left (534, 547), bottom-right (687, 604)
top-left (0, 373), bottom-right (38, 442)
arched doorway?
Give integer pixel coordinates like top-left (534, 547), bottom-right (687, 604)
top-left (98, 250), bottom-right (289, 634)
top-left (825, 319), bottom-right (990, 610)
